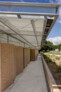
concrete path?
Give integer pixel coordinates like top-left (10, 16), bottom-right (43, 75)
top-left (4, 55), bottom-right (48, 92)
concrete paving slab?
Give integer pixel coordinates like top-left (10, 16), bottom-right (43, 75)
top-left (4, 55), bottom-right (48, 92)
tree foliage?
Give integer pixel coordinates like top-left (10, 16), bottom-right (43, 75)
top-left (39, 40), bottom-right (61, 52)
top-left (40, 41), bottom-right (54, 52)
top-left (53, 44), bottom-right (61, 51)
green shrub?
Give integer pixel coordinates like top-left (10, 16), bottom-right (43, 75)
top-left (56, 57), bottom-right (60, 60)
top-left (58, 64), bottom-right (61, 72)
top-left (42, 53), bottom-right (52, 63)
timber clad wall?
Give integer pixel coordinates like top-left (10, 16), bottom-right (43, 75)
top-left (27, 48), bottom-right (30, 64)
top-left (35, 49), bottom-right (38, 59)
top-left (23, 48), bottom-right (30, 68)
top-left (0, 44), bottom-right (1, 92)
top-left (0, 44), bottom-right (16, 92)
top-left (30, 49), bottom-right (38, 61)
top-left (30, 49), bottom-right (35, 61)
top-left (0, 43), bottom-right (38, 92)
top-left (14, 46), bottom-right (23, 75)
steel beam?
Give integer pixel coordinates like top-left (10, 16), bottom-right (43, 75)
top-left (41, 16), bottom-right (47, 47)
top-left (31, 20), bottom-right (39, 46)
top-left (0, 2), bottom-right (59, 9)
top-left (0, 18), bottom-right (34, 47)
top-left (0, 30), bottom-right (34, 47)
top-left (41, 15), bottom-right (58, 47)
top-left (0, 12), bottom-right (59, 17)
top-left (17, 14), bottom-right (21, 18)
top-left (0, 33), bottom-right (40, 36)
top-left (46, 15), bottom-right (58, 38)
top-left (7, 34), bottom-right (9, 43)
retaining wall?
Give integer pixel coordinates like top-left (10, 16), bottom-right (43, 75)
top-left (41, 55), bottom-right (61, 92)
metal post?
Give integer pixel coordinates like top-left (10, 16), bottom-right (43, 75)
top-left (7, 34), bottom-right (9, 44)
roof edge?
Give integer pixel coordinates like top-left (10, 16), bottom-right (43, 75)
top-left (0, 1), bottom-right (59, 11)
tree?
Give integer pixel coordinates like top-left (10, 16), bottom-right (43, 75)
top-left (40, 41), bottom-right (54, 52)
top-left (59, 44), bottom-right (61, 51)
top-left (53, 44), bottom-right (61, 51)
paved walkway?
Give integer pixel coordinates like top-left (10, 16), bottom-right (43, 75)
top-left (4, 55), bottom-right (48, 92)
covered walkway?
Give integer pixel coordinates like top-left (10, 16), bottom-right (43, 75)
top-left (0, 2), bottom-right (59, 92)
top-left (4, 55), bottom-right (48, 92)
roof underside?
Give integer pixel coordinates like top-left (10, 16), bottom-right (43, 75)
top-left (0, 2), bottom-right (59, 49)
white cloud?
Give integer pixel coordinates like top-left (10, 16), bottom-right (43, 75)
top-left (47, 36), bottom-right (61, 45)
top-left (49, 0), bottom-right (61, 3)
top-left (56, 0), bottom-right (61, 3)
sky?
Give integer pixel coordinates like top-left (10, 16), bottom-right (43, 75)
top-left (0, 0), bottom-right (61, 45)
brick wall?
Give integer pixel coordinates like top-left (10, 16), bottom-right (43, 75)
top-left (0, 43), bottom-right (16, 92)
top-left (14, 46), bottom-right (23, 75)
